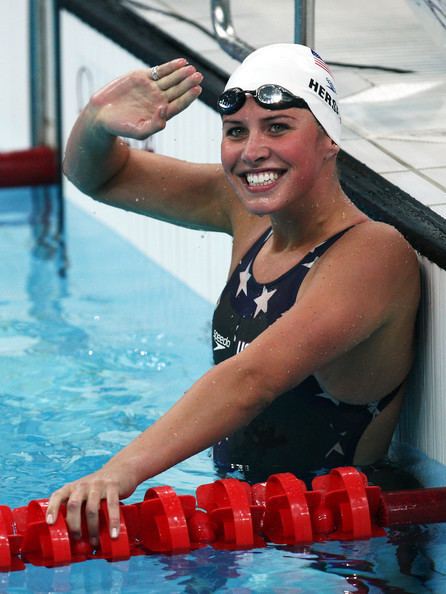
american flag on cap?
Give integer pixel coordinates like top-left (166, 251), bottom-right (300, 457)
top-left (311, 49), bottom-right (333, 76)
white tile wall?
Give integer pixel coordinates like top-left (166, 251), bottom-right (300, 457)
top-left (340, 138), bottom-right (407, 173)
top-left (383, 171), bottom-right (446, 207)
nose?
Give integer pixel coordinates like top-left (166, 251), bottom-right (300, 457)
top-left (241, 131), bottom-right (270, 166)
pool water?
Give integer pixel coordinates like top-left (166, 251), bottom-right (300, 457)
top-left (1, 186), bottom-right (446, 593)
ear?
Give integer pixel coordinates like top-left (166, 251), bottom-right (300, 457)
top-left (324, 139), bottom-right (339, 160)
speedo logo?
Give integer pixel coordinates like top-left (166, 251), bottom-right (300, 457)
top-left (308, 78), bottom-right (339, 114)
top-left (213, 329), bottom-right (231, 351)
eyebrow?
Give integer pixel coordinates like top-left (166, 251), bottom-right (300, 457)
top-left (222, 114), bottom-right (297, 125)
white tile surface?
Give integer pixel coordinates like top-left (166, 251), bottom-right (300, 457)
top-left (340, 126), bottom-right (361, 141)
top-left (377, 139), bottom-right (446, 170)
top-left (340, 139), bottom-right (406, 173)
top-left (431, 204), bottom-right (446, 218)
top-left (422, 168), bottom-right (446, 191)
top-left (383, 171), bottom-right (446, 206)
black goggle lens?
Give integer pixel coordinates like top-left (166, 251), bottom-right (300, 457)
top-left (217, 88), bottom-right (246, 114)
top-left (217, 85), bottom-right (308, 115)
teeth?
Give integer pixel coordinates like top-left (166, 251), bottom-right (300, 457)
top-left (246, 171), bottom-right (280, 186)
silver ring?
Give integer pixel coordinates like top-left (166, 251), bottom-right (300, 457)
top-left (151, 65), bottom-right (160, 81)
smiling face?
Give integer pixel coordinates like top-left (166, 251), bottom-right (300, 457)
top-left (221, 96), bottom-right (338, 217)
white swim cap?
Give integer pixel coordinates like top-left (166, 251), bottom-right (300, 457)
top-left (224, 44), bottom-right (341, 145)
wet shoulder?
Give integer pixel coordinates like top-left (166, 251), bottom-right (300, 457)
top-left (302, 219), bottom-right (420, 301)
top-left (319, 220), bottom-right (417, 266)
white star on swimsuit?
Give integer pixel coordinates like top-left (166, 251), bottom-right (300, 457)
top-left (253, 286), bottom-right (277, 318)
top-left (367, 400), bottom-right (381, 418)
top-left (302, 255), bottom-right (319, 269)
top-left (236, 262), bottom-right (252, 296)
top-left (325, 441), bottom-right (344, 458)
top-left (315, 391), bottom-right (340, 406)
top-left (325, 431), bottom-right (347, 459)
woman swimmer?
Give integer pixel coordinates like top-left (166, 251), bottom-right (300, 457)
top-left (46, 44), bottom-right (420, 544)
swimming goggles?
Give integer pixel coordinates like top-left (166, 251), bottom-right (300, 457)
top-left (217, 84), bottom-right (309, 115)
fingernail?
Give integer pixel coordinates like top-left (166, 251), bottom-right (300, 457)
top-left (111, 527), bottom-right (118, 539)
top-left (46, 514), bottom-right (54, 525)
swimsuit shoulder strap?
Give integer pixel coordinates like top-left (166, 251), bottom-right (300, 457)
top-left (303, 224), bottom-right (356, 263)
top-left (240, 227), bottom-right (272, 266)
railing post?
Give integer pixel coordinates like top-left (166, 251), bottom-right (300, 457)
top-left (29, 0), bottom-right (60, 152)
top-left (294, 0), bottom-right (315, 47)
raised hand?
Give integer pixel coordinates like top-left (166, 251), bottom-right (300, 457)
top-left (88, 58), bottom-right (203, 140)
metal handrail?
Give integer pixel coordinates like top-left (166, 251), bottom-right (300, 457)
top-left (210, 0), bottom-right (253, 62)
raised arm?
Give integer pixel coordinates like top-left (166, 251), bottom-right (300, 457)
top-left (64, 58), bottom-right (235, 233)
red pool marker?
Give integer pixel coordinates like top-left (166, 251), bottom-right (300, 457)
top-left (0, 146), bottom-right (58, 188)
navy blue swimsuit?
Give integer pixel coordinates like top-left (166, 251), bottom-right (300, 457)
top-left (212, 226), bottom-right (400, 482)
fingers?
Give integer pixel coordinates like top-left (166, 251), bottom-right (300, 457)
top-left (156, 64), bottom-right (201, 93)
top-left (46, 486), bottom-right (67, 526)
top-left (106, 490), bottom-right (121, 539)
top-left (85, 489), bottom-right (101, 546)
top-left (149, 59), bottom-right (203, 114)
top-left (163, 69), bottom-right (203, 102)
top-left (161, 68), bottom-right (203, 120)
top-left (46, 477), bottom-right (122, 546)
top-left (149, 57), bottom-right (189, 82)
top-left (166, 85), bottom-right (203, 120)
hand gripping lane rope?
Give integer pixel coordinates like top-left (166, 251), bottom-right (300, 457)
top-left (1, 466), bottom-right (445, 571)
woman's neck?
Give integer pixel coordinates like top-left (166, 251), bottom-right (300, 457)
top-left (268, 186), bottom-right (366, 252)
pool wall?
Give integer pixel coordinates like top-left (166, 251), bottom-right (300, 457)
top-left (397, 256), bottom-right (446, 464)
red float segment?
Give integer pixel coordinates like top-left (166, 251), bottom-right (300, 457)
top-left (0, 506), bottom-right (24, 571)
top-left (312, 466), bottom-right (385, 540)
top-left (262, 473), bottom-right (315, 544)
top-left (98, 501), bottom-right (130, 561)
top-left (0, 146), bottom-right (58, 188)
top-left (121, 502), bottom-right (143, 554)
top-left (196, 478), bottom-right (265, 549)
top-left (140, 486), bottom-right (195, 553)
top-left (21, 500), bottom-right (72, 567)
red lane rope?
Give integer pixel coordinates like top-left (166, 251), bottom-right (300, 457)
top-left (1, 466), bottom-right (446, 572)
